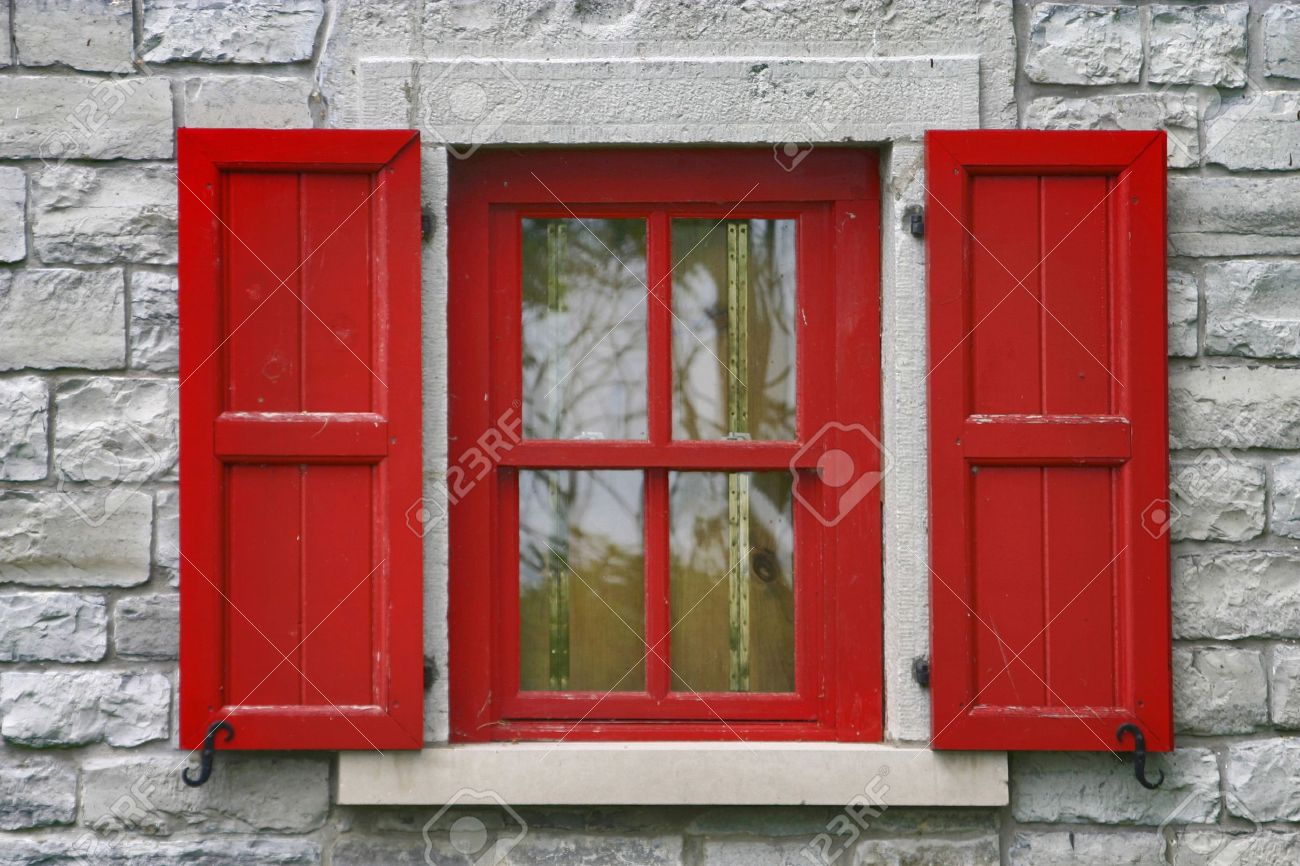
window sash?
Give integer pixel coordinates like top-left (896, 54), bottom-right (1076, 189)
top-left (448, 148), bottom-right (882, 741)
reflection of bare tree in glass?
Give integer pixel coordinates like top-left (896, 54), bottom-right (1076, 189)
top-left (519, 471), bottom-right (646, 693)
top-left (520, 219), bottom-right (648, 690)
top-left (521, 219), bottom-right (648, 441)
top-left (668, 471), bottom-right (795, 693)
top-left (668, 220), bottom-right (797, 692)
top-left (671, 219), bottom-right (797, 442)
top-left (515, 218), bottom-right (798, 696)
top-left (747, 220), bottom-right (797, 437)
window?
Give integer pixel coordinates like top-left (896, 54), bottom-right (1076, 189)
top-left (177, 127), bottom-right (1172, 779)
top-left (447, 149), bottom-right (882, 742)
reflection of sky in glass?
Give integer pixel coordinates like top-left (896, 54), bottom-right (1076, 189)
top-left (518, 470), bottom-right (645, 692)
top-left (667, 472), bottom-right (794, 592)
top-left (514, 217), bottom-right (802, 694)
top-left (519, 470), bottom-right (643, 591)
top-left (668, 471), bottom-right (796, 693)
top-left (521, 219), bottom-right (648, 441)
top-left (672, 219), bottom-right (797, 441)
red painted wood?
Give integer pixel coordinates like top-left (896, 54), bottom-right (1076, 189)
top-left (214, 413), bottom-right (388, 460)
top-left (961, 416), bottom-right (1130, 464)
top-left (828, 198), bottom-right (882, 741)
top-left (927, 130), bottom-right (1171, 751)
top-left (645, 209), bottom-right (673, 702)
top-left (449, 148), bottom-right (882, 742)
top-left (179, 128), bottom-right (423, 750)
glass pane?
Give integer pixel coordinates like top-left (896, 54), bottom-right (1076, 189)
top-left (519, 470), bottom-right (646, 692)
top-left (522, 218), bottom-right (648, 440)
top-left (672, 219), bottom-right (797, 441)
top-left (668, 471), bottom-right (795, 693)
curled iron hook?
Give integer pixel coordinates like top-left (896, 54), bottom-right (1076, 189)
top-left (1116, 723), bottom-right (1164, 790)
top-left (182, 721), bottom-right (234, 788)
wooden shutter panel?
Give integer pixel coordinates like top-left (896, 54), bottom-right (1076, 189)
top-left (927, 131), bottom-right (1171, 751)
top-left (179, 130), bottom-right (423, 750)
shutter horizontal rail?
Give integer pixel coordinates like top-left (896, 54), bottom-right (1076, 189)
top-left (215, 413), bottom-right (389, 461)
top-left (961, 415), bottom-right (1130, 465)
top-left (967, 706), bottom-right (1130, 721)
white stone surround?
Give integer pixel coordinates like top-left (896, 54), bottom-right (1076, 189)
top-left (336, 53), bottom-right (1001, 804)
top-left (339, 743), bottom-right (1008, 806)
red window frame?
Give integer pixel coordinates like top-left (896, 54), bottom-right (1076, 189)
top-left (447, 148), bottom-right (882, 742)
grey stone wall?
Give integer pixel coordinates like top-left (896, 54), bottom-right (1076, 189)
top-left (0, 1), bottom-right (1298, 864)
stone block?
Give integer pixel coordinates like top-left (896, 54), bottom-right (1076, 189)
top-left (0, 376), bottom-right (48, 481)
top-left (1011, 750), bottom-right (1219, 824)
top-left (0, 77), bottom-right (172, 161)
top-left (1205, 260), bottom-right (1300, 358)
top-left (54, 377), bottom-right (178, 483)
top-left (113, 593), bottom-right (178, 660)
top-left (32, 164), bottom-right (177, 264)
top-left (1169, 453), bottom-right (1265, 542)
top-left (142, 0), bottom-right (324, 64)
top-left (129, 270), bottom-right (178, 372)
top-left (0, 268), bottom-right (126, 370)
top-left (14, 0), bottom-right (135, 71)
top-left (1148, 4), bottom-right (1248, 87)
top-left (0, 168), bottom-right (24, 262)
top-left (1174, 550), bottom-right (1300, 640)
top-left (184, 76), bottom-right (313, 127)
top-left (0, 671), bottom-right (169, 747)
top-left (82, 754), bottom-right (329, 834)
top-left (0, 489), bottom-right (151, 587)
top-left (1024, 4), bottom-right (1142, 85)
top-left (1173, 646), bottom-right (1267, 735)
top-left (0, 592), bottom-right (107, 662)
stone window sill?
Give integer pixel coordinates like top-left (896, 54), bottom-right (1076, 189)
top-left (336, 743), bottom-right (1007, 806)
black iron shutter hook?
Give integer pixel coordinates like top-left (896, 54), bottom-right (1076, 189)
top-left (182, 721), bottom-right (234, 787)
top-left (1116, 723), bottom-right (1164, 790)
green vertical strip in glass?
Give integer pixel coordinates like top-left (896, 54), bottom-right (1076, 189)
top-left (546, 223), bottom-right (571, 690)
top-left (726, 223), bottom-right (751, 692)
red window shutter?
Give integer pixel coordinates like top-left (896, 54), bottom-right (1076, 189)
top-left (927, 130), bottom-right (1171, 751)
top-left (178, 129), bottom-right (423, 750)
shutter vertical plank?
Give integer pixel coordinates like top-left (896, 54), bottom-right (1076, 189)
top-left (225, 463), bottom-right (303, 706)
top-left (180, 129), bottom-right (423, 750)
top-left (970, 175), bottom-right (1041, 415)
top-left (301, 464), bottom-right (375, 706)
top-left (971, 466), bottom-right (1046, 708)
top-left (967, 174), bottom-right (1047, 710)
top-left (927, 130), bottom-right (1171, 752)
top-left (301, 172), bottom-right (375, 413)
top-left (1040, 176), bottom-right (1117, 711)
top-left (224, 173), bottom-right (301, 412)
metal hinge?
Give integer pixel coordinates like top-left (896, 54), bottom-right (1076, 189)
top-left (912, 655), bottom-right (930, 688)
top-left (904, 205), bottom-right (924, 239)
